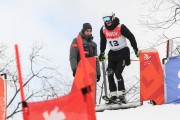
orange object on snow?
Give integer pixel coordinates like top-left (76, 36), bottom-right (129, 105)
top-left (140, 48), bottom-right (165, 105)
top-left (71, 35), bottom-right (97, 103)
top-left (0, 77), bottom-right (7, 120)
top-left (71, 57), bottom-right (96, 102)
top-left (26, 89), bottom-right (96, 120)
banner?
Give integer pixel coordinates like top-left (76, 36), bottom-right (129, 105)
top-left (26, 89), bottom-right (95, 120)
top-left (140, 48), bottom-right (164, 105)
top-left (0, 77), bottom-right (6, 120)
top-left (71, 57), bottom-right (96, 101)
top-left (165, 56), bottom-right (180, 103)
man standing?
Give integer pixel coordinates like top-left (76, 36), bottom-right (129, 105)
top-left (70, 23), bottom-right (101, 82)
top-left (99, 12), bottom-right (139, 104)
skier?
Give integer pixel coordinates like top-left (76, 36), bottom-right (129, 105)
top-left (69, 23), bottom-right (101, 82)
top-left (98, 12), bottom-right (139, 104)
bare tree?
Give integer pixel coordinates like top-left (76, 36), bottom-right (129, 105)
top-left (140, 0), bottom-right (180, 30)
top-left (0, 43), bottom-right (7, 59)
top-left (139, 0), bottom-right (180, 52)
top-left (0, 43), bottom-right (72, 119)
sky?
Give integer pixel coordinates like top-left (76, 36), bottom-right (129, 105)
top-left (0, 0), bottom-right (173, 120)
top-left (0, 0), bottom-right (167, 74)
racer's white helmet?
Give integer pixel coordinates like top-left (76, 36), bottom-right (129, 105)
top-left (102, 12), bottom-right (115, 22)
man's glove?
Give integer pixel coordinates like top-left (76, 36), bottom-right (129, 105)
top-left (97, 75), bottom-right (100, 82)
top-left (99, 52), bottom-right (105, 61)
top-left (134, 49), bottom-right (139, 58)
top-left (73, 70), bottom-right (76, 77)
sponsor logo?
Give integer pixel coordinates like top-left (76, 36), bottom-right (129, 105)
top-left (144, 54), bottom-right (151, 60)
top-left (178, 71), bottom-right (180, 89)
top-left (43, 106), bottom-right (66, 120)
top-left (106, 32), bottom-right (118, 37)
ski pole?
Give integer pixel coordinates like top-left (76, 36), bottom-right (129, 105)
top-left (102, 60), bottom-right (108, 97)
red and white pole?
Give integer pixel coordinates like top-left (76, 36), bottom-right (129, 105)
top-left (15, 44), bottom-right (28, 120)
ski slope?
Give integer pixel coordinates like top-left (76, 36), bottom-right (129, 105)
top-left (96, 102), bottom-right (180, 120)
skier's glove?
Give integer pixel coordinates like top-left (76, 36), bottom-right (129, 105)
top-left (73, 70), bottom-right (76, 77)
top-left (97, 75), bottom-right (101, 82)
top-left (134, 49), bottom-right (140, 58)
top-left (99, 52), bottom-right (105, 61)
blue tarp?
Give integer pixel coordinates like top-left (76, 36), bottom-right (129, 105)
top-left (165, 56), bottom-right (180, 103)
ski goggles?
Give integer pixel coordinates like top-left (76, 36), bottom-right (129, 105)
top-left (103, 16), bottom-right (112, 22)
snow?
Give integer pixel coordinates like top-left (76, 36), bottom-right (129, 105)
top-left (96, 102), bottom-right (180, 120)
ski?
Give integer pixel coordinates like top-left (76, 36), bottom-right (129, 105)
top-left (102, 95), bottom-right (122, 105)
top-left (96, 95), bottom-right (142, 112)
top-left (96, 101), bottom-right (142, 112)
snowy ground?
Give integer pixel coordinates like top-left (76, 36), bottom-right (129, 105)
top-left (96, 102), bottom-right (180, 120)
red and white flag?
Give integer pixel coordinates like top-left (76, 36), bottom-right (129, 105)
top-left (15, 43), bottom-right (96, 120)
top-left (71, 57), bottom-right (96, 102)
top-left (25, 89), bottom-right (96, 120)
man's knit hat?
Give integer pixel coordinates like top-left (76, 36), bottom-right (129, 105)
top-left (82, 23), bottom-right (92, 31)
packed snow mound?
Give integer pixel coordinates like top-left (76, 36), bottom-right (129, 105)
top-left (96, 102), bottom-right (180, 120)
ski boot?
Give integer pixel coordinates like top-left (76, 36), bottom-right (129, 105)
top-left (118, 95), bottom-right (127, 104)
top-left (106, 96), bottom-right (117, 104)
